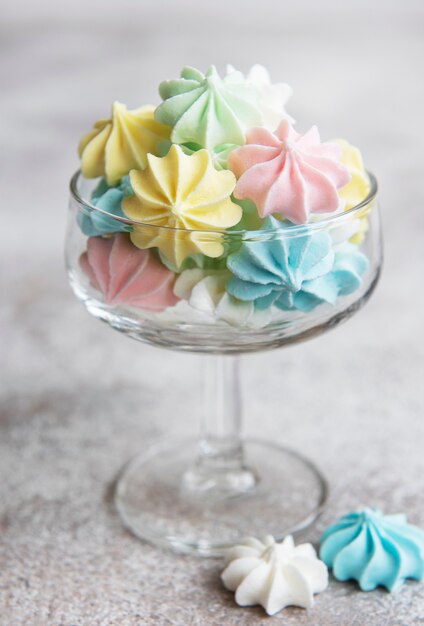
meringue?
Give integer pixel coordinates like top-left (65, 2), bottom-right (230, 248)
top-left (77, 176), bottom-right (132, 237)
top-left (227, 63), bottom-right (294, 129)
top-left (227, 217), bottom-right (368, 312)
top-left (78, 102), bottom-right (170, 185)
top-left (155, 65), bottom-right (261, 150)
top-left (228, 120), bottom-right (351, 224)
top-left (79, 233), bottom-right (179, 311)
top-left (222, 535), bottom-right (328, 616)
top-left (320, 508), bottom-right (424, 592)
top-left (335, 139), bottom-right (370, 244)
top-left (157, 140), bottom-right (238, 171)
top-left (121, 145), bottom-right (242, 268)
top-left (335, 139), bottom-right (370, 211)
top-left (174, 268), bottom-right (272, 328)
top-left (182, 142), bottom-right (239, 171)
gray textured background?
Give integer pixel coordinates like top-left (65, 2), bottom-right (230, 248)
top-left (1, 1), bottom-right (424, 624)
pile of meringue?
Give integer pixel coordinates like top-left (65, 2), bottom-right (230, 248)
top-left (77, 64), bottom-right (371, 327)
top-left (222, 509), bottom-right (424, 616)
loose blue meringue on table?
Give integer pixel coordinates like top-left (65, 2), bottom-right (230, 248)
top-left (320, 508), bottom-right (424, 592)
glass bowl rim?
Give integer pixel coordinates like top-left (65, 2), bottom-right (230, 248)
top-left (70, 169), bottom-right (378, 236)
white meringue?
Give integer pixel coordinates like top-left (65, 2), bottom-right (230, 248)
top-left (227, 64), bottom-right (294, 129)
top-left (330, 218), bottom-right (362, 244)
top-left (173, 268), bottom-right (272, 329)
top-left (221, 535), bottom-right (328, 616)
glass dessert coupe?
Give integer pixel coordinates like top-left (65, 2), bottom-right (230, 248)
top-left (66, 171), bottom-right (381, 557)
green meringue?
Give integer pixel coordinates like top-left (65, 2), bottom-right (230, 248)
top-left (182, 142), bottom-right (239, 171)
top-left (155, 66), bottom-right (262, 151)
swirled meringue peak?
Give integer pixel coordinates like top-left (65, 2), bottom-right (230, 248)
top-left (122, 144), bottom-right (242, 268)
top-left (77, 176), bottom-right (133, 237)
top-left (79, 233), bottom-right (179, 311)
top-left (221, 535), bottom-right (328, 616)
top-left (227, 217), bottom-right (368, 312)
top-left (228, 120), bottom-right (351, 224)
top-left (78, 102), bottom-right (170, 185)
top-left (320, 508), bottom-right (424, 592)
top-left (155, 65), bottom-right (262, 150)
top-left (227, 63), bottom-right (294, 129)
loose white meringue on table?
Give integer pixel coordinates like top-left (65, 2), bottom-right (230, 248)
top-left (221, 535), bottom-right (328, 616)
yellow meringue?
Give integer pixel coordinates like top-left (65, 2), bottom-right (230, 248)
top-left (335, 139), bottom-right (370, 244)
top-left (78, 102), bottom-right (170, 185)
top-left (336, 139), bottom-right (370, 211)
top-left (122, 145), bottom-right (242, 268)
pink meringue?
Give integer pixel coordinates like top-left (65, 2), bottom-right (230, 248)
top-left (228, 120), bottom-right (350, 224)
top-left (79, 233), bottom-right (179, 311)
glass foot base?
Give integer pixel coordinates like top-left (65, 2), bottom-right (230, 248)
top-left (114, 438), bottom-right (328, 557)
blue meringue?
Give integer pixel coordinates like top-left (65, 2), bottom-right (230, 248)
top-left (77, 176), bottom-right (133, 237)
top-left (226, 217), bottom-right (367, 312)
top-left (320, 509), bottom-right (424, 592)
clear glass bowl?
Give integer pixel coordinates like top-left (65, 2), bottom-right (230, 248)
top-left (66, 170), bottom-right (382, 556)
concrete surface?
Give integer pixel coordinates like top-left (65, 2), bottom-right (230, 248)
top-left (1, 1), bottom-right (424, 624)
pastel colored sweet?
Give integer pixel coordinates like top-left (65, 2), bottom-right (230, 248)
top-left (335, 139), bottom-right (371, 244)
top-left (227, 216), bottom-right (333, 310)
top-left (79, 233), bottom-right (179, 311)
top-left (349, 218), bottom-right (369, 245)
top-left (155, 65), bottom-right (261, 150)
top-left (174, 269), bottom-right (272, 328)
top-left (231, 198), bottom-right (264, 232)
top-left (335, 139), bottom-right (370, 211)
top-left (221, 535), bottom-right (328, 616)
top-left (228, 120), bottom-right (351, 224)
top-left (181, 142), bottom-right (239, 171)
top-left (77, 176), bottom-right (133, 237)
top-left (78, 102), bottom-right (170, 185)
top-left (319, 242), bottom-right (368, 305)
top-left (227, 217), bottom-right (368, 312)
top-left (227, 63), bottom-right (294, 129)
top-left (157, 247), bottom-right (228, 274)
top-left (156, 138), bottom-right (238, 170)
top-left (320, 509), bottom-right (424, 592)
top-left (122, 144), bottom-right (242, 268)
top-left (326, 212), bottom-right (362, 246)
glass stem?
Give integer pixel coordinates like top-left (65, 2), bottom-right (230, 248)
top-left (199, 355), bottom-right (244, 469)
top-left (182, 355), bottom-right (257, 497)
